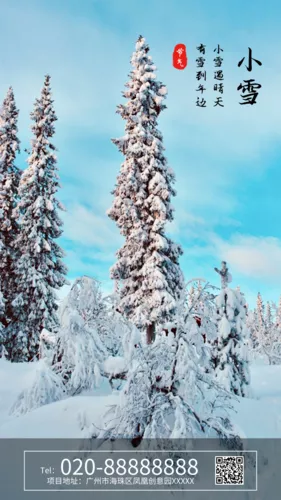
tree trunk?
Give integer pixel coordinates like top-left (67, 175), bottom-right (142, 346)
top-left (146, 323), bottom-right (156, 344)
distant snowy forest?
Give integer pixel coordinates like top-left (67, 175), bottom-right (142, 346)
top-left (0, 35), bottom-right (280, 442)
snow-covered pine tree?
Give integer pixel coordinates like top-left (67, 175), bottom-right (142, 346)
top-left (212, 287), bottom-right (250, 398)
top-left (260, 301), bottom-right (281, 365)
top-left (246, 308), bottom-right (259, 351)
top-left (0, 88), bottom-right (21, 332)
top-left (256, 292), bottom-right (265, 337)
top-left (276, 295), bottom-right (281, 330)
top-left (107, 36), bottom-right (184, 344)
top-left (247, 295), bottom-right (281, 364)
top-left (6, 75), bottom-right (67, 362)
top-left (265, 302), bottom-right (273, 332)
top-left (254, 291), bottom-right (268, 359)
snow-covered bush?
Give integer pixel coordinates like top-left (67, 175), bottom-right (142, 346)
top-left (212, 288), bottom-right (251, 398)
top-left (99, 294), bottom-right (236, 442)
top-left (186, 279), bottom-right (218, 345)
top-left (39, 328), bottom-right (56, 362)
top-left (103, 323), bottom-right (142, 389)
top-left (10, 276), bottom-right (120, 413)
top-left (10, 358), bottom-right (66, 416)
top-left (102, 292), bottom-right (128, 356)
top-left (53, 277), bottom-right (108, 395)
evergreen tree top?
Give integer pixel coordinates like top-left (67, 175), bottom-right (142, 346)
top-left (113, 35), bottom-right (168, 132)
top-left (0, 87), bottom-right (20, 172)
top-left (30, 75), bottom-right (57, 145)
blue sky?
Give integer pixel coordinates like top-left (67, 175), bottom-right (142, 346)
top-left (1, 0), bottom-right (281, 307)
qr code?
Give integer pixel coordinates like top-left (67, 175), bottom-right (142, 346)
top-left (215, 456), bottom-right (244, 486)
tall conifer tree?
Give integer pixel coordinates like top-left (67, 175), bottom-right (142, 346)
top-left (0, 87), bottom-right (20, 331)
top-left (256, 292), bottom-right (265, 331)
top-left (276, 295), bottom-right (281, 329)
top-left (7, 75), bottom-right (67, 361)
top-left (108, 36), bottom-right (184, 343)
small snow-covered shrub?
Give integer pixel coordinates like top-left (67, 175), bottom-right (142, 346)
top-left (99, 304), bottom-right (236, 442)
top-left (10, 359), bottom-right (66, 416)
top-left (53, 277), bottom-right (108, 395)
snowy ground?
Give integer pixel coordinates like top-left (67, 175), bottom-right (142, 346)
top-left (0, 358), bottom-right (280, 438)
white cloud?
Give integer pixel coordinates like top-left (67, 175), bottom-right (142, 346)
top-left (62, 204), bottom-right (122, 250)
top-left (211, 234), bottom-right (281, 283)
top-left (167, 210), bottom-right (205, 235)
